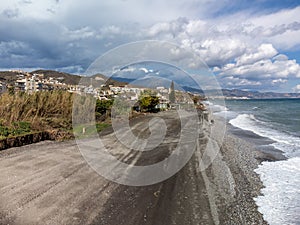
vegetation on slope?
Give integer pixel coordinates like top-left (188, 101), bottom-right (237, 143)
top-left (0, 91), bottom-right (112, 141)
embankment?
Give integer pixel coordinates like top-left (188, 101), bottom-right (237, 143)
top-left (0, 130), bottom-right (73, 151)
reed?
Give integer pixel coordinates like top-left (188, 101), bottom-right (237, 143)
top-left (0, 91), bottom-right (73, 131)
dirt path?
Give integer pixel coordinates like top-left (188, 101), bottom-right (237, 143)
top-left (0, 111), bottom-right (266, 225)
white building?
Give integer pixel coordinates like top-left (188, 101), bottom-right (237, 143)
top-left (15, 74), bottom-right (43, 92)
top-left (0, 81), bottom-right (6, 93)
top-left (110, 86), bottom-right (144, 96)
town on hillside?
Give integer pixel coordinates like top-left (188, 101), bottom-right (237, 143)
top-left (0, 70), bottom-right (207, 112)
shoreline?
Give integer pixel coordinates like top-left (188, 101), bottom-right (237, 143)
top-left (208, 115), bottom-right (268, 224)
top-left (211, 112), bottom-right (298, 225)
top-left (227, 123), bottom-right (287, 162)
top-left (0, 111), bottom-right (272, 224)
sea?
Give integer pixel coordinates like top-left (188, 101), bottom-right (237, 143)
top-left (212, 98), bottom-right (300, 225)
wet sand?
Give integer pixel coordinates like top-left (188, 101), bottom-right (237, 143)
top-left (0, 111), bottom-right (267, 224)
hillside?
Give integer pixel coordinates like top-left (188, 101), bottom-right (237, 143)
top-left (0, 70), bottom-right (82, 86)
top-left (30, 70), bottom-right (81, 85)
top-left (0, 71), bottom-right (21, 85)
top-left (0, 70), bottom-right (128, 87)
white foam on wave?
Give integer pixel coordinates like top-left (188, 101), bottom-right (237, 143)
top-left (206, 102), bottom-right (234, 119)
top-left (211, 104), bottom-right (229, 112)
top-left (229, 114), bottom-right (300, 157)
top-left (254, 157), bottom-right (300, 225)
top-left (213, 110), bottom-right (236, 119)
top-left (203, 101), bottom-right (228, 112)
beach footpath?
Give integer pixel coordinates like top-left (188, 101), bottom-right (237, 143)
top-left (0, 111), bottom-right (267, 225)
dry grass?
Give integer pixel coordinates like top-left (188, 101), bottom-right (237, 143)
top-left (0, 91), bottom-right (73, 131)
top-left (0, 91), bottom-right (114, 142)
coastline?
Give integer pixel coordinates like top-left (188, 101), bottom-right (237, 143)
top-left (216, 98), bottom-right (300, 224)
top-left (0, 110), bottom-right (273, 224)
top-left (207, 115), bottom-right (268, 224)
top-left (227, 123), bottom-right (287, 162)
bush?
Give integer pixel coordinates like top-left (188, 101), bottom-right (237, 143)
top-left (138, 93), bottom-right (160, 112)
top-left (11, 121), bottom-right (31, 135)
top-left (0, 121), bottom-right (32, 138)
top-left (0, 124), bottom-right (9, 137)
top-left (95, 99), bottom-right (113, 120)
top-left (0, 91), bottom-right (73, 130)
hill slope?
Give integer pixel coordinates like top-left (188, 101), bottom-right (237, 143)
top-left (31, 70), bottom-right (81, 85)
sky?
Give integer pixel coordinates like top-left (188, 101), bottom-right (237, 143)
top-left (1, 0), bottom-right (300, 92)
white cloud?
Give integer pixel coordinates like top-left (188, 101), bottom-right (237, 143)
top-left (293, 84), bottom-right (300, 92)
top-left (220, 57), bottom-right (300, 79)
top-left (271, 79), bottom-right (287, 85)
top-left (63, 27), bottom-right (95, 40)
top-left (222, 76), bottom-right (262, 88)
top-left (217, 54), bottom-right (300, 90)
top-left (244, 6), bottom-right (300, 50)
top-left (203, 39), bottom-right (247, 66)
top-left (1, 0), bottom-right (242, 26)
top-left (248, 6), bottom-right (300, 29)
top-left (147, 22), bottom-right (173, 37)
top-left (1, 1), bottom-right (300, 92)
top-left (146, 18), bottom-right (188, 38)
top-left (185, 19), bottom-right (208, 36)
top-left (135, 7), bottom-right (300, 91)
top-left (272, 54), bottom-right (289, 61)
top-left (0, 0), bottom-right (59, 19)
top-left (236, 44), bottom-right (278, 66)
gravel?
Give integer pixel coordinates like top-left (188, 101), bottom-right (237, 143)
top-left (0, 112), bottom-right (268, 225)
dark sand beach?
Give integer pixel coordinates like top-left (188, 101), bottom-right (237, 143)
top-left (0, 111), bottom-right (268, 224)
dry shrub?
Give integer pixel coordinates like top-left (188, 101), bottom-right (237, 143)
top-left (0, 91), bottom-right (74, 131)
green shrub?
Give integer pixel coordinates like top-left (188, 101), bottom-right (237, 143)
top-left (96, 123), bottom-right (110, 132)
top-left (95, 99), bottom-right (113, 116)
top-left (0, 124), bottom-right (9, 137)
top-left (11, 121), bottom-right (31, 135)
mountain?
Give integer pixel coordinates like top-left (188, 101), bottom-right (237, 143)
top-left (182, 86), bottom-right (204, 95)
top-left (206, 89), bottom-right (300, 99)
top-left (108, 76), bottom-right (135, 84)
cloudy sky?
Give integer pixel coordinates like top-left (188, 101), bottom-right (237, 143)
top-left (1, 0), bottom-right (300, 92)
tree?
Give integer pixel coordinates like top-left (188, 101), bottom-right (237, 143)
top-left (138, 91), bottom-right (160, 112)
top-left (169, 81), bottom-right (175, 103)
top-left (192, 95), bottom-right (200, 105)
top-left (95, 99), bottom-right (114, 120)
